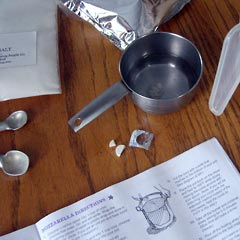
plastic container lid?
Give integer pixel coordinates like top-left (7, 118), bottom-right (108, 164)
top-left (209, 23), bottom-right (240, 116)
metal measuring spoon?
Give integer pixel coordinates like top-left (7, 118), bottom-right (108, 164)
top-left (0, 110), bottom-right (28, 132)
top-left (0, 150), bottom-right (29, 176)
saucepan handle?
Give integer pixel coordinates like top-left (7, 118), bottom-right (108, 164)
top-left (68, 81), bottom-right (129, 132)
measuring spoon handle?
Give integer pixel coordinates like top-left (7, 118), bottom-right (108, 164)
top-left (68, 81), bottom-right (129, 132)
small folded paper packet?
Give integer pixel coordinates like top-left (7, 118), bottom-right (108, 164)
top-left (0, 0), bottom-right (61, 101)
top-left (58, 0), bottom-right (191, 50)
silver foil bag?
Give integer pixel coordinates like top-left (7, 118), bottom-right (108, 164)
top-left (59, 0), bottom-right (190, 50)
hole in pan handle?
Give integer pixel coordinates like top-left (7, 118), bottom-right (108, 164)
top-left (68, 81), bottom-right (129, 132)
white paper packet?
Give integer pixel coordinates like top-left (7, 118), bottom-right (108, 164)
top-left (0, 0), bottom-right (61, 101)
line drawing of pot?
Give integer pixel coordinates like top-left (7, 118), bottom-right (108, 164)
top-left (133, 185), bottom-right (176, 234)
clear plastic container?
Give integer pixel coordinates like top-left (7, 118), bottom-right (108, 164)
top-left (209, 23), bottom-right (240, 116)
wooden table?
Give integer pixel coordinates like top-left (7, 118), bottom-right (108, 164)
top-left (0, 0), bottom-right (239, 236)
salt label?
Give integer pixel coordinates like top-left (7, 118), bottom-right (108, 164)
top-left (0, 31), bottom-right (37, 68)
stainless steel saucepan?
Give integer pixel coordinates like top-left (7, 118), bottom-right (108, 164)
top-left (69, 32), bottom-right (203, 132)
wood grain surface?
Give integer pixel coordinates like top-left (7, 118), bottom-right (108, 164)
top-left (0, 0), bottom-right (239, 235)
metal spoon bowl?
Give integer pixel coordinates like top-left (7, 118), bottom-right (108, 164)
top-left (0, 110), bottom-right (28, 132)
top-left (0, 150), bottom-right (29, 176)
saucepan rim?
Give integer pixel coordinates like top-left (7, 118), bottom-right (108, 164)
top-left (118, 31), bottom-right (204, 101)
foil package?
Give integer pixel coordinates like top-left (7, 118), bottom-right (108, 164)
top-left (129, 130), bottom-right (154, 150)
top-left (58, 0), bottom-right (191, 50)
